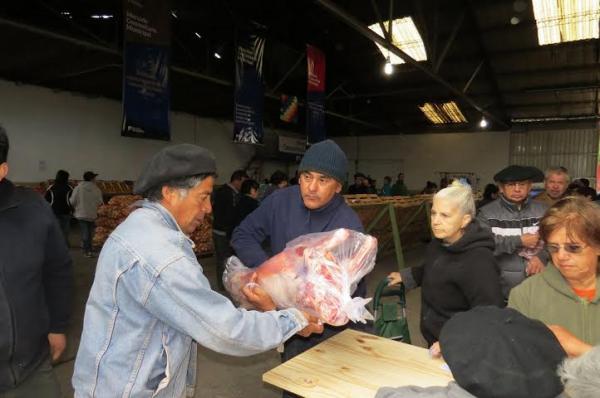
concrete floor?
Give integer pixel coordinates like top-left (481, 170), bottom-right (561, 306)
top-left (54, 234), bottom-right (427, 397)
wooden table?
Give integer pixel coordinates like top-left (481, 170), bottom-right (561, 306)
top-left (263, 329), bottom-right (453, 398)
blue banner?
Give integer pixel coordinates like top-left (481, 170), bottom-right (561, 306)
top-left (122, 0), bottom-right (170, 141)
top-left (233, 29), bottom-right (265, 145)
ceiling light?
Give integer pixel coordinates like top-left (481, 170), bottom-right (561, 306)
top-left (532, 0), bottom-right (599, 45)
top-left (214, 52), bottom-right (222, 59)
top-left (511, 16), bottom-right (521, 25)
top-left (419, 101), bottom-right (467, 124)
top-left (368, 17), bottom-right (427, 65)
top-left (61, 11), bottom-right (73, 19)
top-left (170, 10), bottom-right (178, 19)
top-left (479, 117), bottom-right (488, 128)
top-left (383, 60), bottom-right (394, 75)
top-left (91, 14), bottom-right (113, 20)
top-left (194, 32), bottom-right (202, 39)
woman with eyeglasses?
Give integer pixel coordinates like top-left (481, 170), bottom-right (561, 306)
top-left (508, 196), bottom-right (600, 356)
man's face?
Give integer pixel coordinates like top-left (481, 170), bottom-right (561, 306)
top-left (354, 176), bottom-right (363, 185)
top-left (499, 180), bottom-right (532, 203)
top-left (232, 176), bottom-right (247, 191)
top-left (299, 171), bottom-right (342, 210)
top-left (161, 176), bottom-right (214, 235)
top-left (0, 162), bottom-right (8, 182)
top-left (545, 173), bottom-right (569, 199)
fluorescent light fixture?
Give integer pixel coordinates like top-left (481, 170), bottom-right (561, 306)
top-left (61, 11), bottom-right (72, 19)
top-left (479, 117), bottom-right (488, 128)
top-left (91, 14), bottom-right (113, 20)
top-left (383, 60), bottom-right (394, 75)
top-left (194, 32), bottom-right (202, 39)
top-left (171, 10), bottom-right (178, 19)
top-left (214, 52), bottom-right (222, 59)
top-left (532, 0), bottom-right (599, 45)
top-left (419, 101), bottom-right (467, 124)
top-left (368, 17), bottom-right (427, 65)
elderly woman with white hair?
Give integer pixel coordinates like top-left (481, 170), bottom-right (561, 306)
top-left (559, 345), bottom-right (600, 398)
top-left (388, 181), bottom-right (504, 346)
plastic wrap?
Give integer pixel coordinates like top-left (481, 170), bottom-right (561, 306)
top-left (223, 228), bottom-right (378, 326)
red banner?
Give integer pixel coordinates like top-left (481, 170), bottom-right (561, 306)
top-left (306, 45), bottom-right (326, 143)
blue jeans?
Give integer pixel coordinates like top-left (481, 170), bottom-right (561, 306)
top-left (78, 220), bottom-right (95, 252)
top-left (55, 214), bottom-right (71, 245)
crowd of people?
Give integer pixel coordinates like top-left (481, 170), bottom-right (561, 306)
top-left (1, 121), bottom-right (599, 398)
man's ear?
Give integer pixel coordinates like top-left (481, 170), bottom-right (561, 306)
top-left (160, 186), bottom-right (179, 206)
top-left (335, 181), bottom-right (342, 194)
top-left (0, 163), bottom-right (9, 181)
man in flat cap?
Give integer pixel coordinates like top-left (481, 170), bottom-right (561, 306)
top-left (231, 139), bottom-right (367, 397)
top-left (72, 144), bottom-right (322, 398)
top-left (478, 165), bottom-right (550, 299)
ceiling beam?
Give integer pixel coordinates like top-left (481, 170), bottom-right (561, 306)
top-left (434, 11), bottom-right (465, 73)
top-left (313, 0), bottom-right (510, 130)
top-left (0, 16), bottom-right (383, 130)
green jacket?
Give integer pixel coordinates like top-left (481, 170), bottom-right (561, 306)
top-left (508, 263), bottom-right (600, 345)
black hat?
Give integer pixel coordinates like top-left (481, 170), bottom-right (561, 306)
top-left (494, 165), bottom-right (544, 183)
top-left (440, 306), bottom-right (566, 398)
top-left (83, 171), bottom-right (98, 181)
top-left (133, 144), bottom-right (216, 195)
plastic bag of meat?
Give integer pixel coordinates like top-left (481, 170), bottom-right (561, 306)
top-left (223, 228), bottom-right (378, 326)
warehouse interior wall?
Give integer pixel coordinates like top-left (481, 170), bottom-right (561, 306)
top-left (0, 79), bottom-right (262, 184)
top-left (334, 132), bottom-right (511, 192)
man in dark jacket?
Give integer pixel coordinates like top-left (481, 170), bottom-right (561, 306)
top-left (0, 126), bottom-right (73, 397)
top-left (477, 165), bottom-right (550, 299)
top-left (212, 169), bottom-right (248, 290)
top-left (231, 139), bottom-right (366, 398)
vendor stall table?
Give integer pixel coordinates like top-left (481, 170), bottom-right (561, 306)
top-left (263, 329), bottom-right (453, 398)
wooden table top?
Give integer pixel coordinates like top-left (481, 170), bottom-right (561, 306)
top-left (263, 329), bottom-right (454, 398)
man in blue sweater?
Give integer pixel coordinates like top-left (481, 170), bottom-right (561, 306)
top-left (231, 139), bottom-right (366, 394)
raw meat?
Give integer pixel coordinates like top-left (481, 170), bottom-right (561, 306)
top-left (224, 228), bottom-right (378, 326)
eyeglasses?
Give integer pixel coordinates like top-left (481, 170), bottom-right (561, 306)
top-left (546, 243), bottom-right (588, 254)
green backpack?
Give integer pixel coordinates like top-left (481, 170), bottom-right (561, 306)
top-left (373, 278), bottom-right (411, 344)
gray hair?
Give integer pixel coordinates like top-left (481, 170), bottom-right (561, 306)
top-left (545, 166), bottom-right (570, 182)
top-left (146, 174), bottom-right (214, 202)
top-left (433, 180), bottom-right (476, 218)
top-left (559, 346), bottom-right (600, 398)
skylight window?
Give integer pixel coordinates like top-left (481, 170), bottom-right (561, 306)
top-left (532, 0), bottom-right (599, 45)
top-left (419, 102), bottom-right (467, 124)
top-left (368, 17), bottom-right (427, 64)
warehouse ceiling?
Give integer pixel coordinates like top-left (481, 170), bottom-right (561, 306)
top-left (0, 0), bottom-right (598, 136)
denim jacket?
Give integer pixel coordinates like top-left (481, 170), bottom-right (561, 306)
top-left (72, 201), bottom-right (307, 398)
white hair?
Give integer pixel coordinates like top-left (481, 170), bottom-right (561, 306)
top-left (545, 166), bottom-right (570, 182)
top-left (559, 346), bottom-right (600, 398)
top-left (433, 180), bottom-right (476, 218)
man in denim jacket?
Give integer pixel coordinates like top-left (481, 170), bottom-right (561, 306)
top-left (72, 144), bottom-right (321, 398)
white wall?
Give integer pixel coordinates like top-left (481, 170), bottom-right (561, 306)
top-left (334, 131), bottom-right (511, 191)
top-left (0, 79), bottom-right (256, 183)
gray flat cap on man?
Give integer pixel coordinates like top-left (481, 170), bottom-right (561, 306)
top-left (134, 144), bottom-right (216, 195)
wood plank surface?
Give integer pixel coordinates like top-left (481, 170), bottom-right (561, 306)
top-left (263, 329), bottom-right (453, 398)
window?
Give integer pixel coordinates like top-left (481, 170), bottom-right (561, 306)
top-left (419, 101), bottom-right (467, 124)
top-left (532, 0), bottom-right (600, 45)
top-left (368, 17), bottom-right (427, 64)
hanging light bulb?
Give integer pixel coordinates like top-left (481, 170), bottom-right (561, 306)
top-left (383, 59), bottom-right (393, 76)
top-left (479, 117), bottom-right (488, 128)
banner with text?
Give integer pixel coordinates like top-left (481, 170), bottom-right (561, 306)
top-left (233, 28), bottom-right (265, 144)
top-left (122, 0), bottom-right (170, 141)
top-left (306, 45), bottom-right (326, 144)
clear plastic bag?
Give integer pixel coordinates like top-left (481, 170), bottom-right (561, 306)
top-left (223, 228), bottom-right (378, 326)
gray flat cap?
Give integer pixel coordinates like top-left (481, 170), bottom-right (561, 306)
top-left (134, 144), bottom-right (216, 195)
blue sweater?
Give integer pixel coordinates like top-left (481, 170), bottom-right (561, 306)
top-left (231, 185), bottom-right (363, 268)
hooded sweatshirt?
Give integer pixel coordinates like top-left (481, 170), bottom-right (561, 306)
top-left (69, 181), bottom-right (103, 221)
top-left (400, 220), bottom-right (504, 346)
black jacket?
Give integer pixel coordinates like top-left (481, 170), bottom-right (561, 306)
top-left (44, 183), bottom-right (73, 215)
top-left (211, 184), bottom-right (239, 237)
top-left (232, 194), bottom-right (259, 230)
top-left (0, 179), bottom-right (73, 391)
top-left (401, 220), bottom-right (504, 346)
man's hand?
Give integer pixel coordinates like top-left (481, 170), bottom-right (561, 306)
top-left (429, 341), bottom-right (442, 359)
top-left (48, 333), bottom-right (67, 362)
top-left (526, 256), bottom-right (545, 276)
top-left (297, 312), bottom-right (324, 337)
top-left (547, 325), bottom-right (592, 357)
top-left (242, 283), bottom-right (276, 312)
top-left (387, 272), bottom-right (402, 286)
top-left (521, 233), bottom-right (540, 249)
